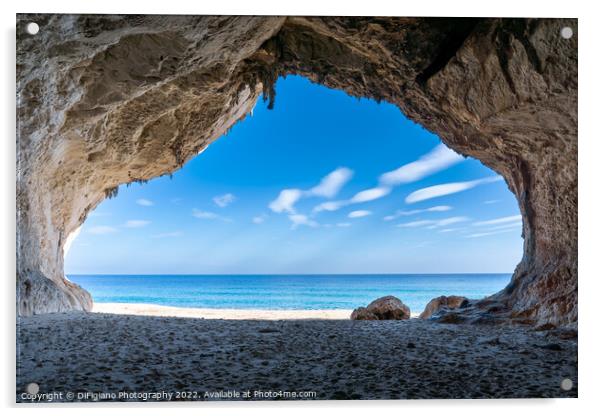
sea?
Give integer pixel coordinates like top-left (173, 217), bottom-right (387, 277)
top-left (68, 274), bottom-right (511, 313)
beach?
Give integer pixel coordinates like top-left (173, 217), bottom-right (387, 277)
top-left (17, 310), bottom-right (577, 401)
top-left (93, 302), bottom-right (356, 320)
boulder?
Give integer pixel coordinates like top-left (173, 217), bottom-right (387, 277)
top-left (419, 296), bottom-right (469, 319)
top-left (350, 307), bottom-right (377, 320)
top-left (351, 296), bottom-right (410, 320)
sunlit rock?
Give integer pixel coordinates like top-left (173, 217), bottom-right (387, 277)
top-left (351, 296), bottom-right (411, 320)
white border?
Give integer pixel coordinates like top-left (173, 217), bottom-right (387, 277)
top-left (2, 1), bottom-right (599, 415)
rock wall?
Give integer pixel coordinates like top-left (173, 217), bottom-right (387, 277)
top-left (16, 15), bottom-right (577, 326)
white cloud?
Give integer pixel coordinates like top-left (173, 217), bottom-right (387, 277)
top-left (252, 214), bottom-right (268, 224)
top-left (313, 186), bottom-right (391, 213)
top-left (269, 189), bottom-right (303, 214)
top-left (308, 167), bottom-right (353, 198)
top-left (425, 205), bottom-right (452, 212)
top-left (425, 216), bottom-right (470, 229)
top-left (213, 193), bottom-right (236, 208)
top-left (136, 198), bottom-right (154, 206)
top-left (305, 146), bottom-right (464, 215)
top-left (405, 176), bottom-right (503, 204)
top-left (124, 220), bottom-right (150, 228)
top-left (397, 220), bottom-right (436, 228)
top-left (349, 186), bottom-right (391, 203)
top-left (152, 231), bottom-right (183, 238)
top-left (270, 168), bottom-right (353, 215)
top-left (467, 229), bottom-right (517, 238)
top-left (379, 144), bottom-right (464, 186)
top-left (88, 226), bottom-right (118, 235)
top-left (193, 210), bottom-right (219, 219)
top-left (348, 210), bottom-right (372, 218)
top-left (313, 200), bottom-right (347, 213)
top-left (487, 222), bottom-right (522, 231)
top-left (436, 216), bottom-right (469, 227)
top-left (383, 205), bottom-right (452, 221)
top-left (192, 209), bottom-right (231, 222)
top-left (397, 216), bottom-right (469, 229)
top-left (288, 214), bottom-right (319, 229)
top-left (484, 199), bottom-right (500, 204)
top-left (336, 222), bottom-right (352, 227)
top-left (310, 145), bottom-right (463, 215)
top-left (473, 215), bottom-right (522, 226)
top-left (466, 218), bottom-right (522, 238)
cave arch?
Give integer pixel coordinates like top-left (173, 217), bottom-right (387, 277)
top-left (16, 15), bottom-right (577, 326)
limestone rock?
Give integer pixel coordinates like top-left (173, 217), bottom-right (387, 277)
top-left (419, 295), bottom-right (469, 319)
top-left (351, 296), bottom-right (411, 320)
top-left (350, 307), bottom-right (377, 320)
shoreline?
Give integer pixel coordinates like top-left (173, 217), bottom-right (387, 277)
top-left (92, 302), bottom-right (361, 320)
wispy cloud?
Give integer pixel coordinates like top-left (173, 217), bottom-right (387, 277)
top-left (152, 231), bottom-right (183, 238)
top-left (384, 205), bottom-right (452, 221)
top-left (88, 226), bottom-right (118, 235)
top-left (313, 187), bottom-right (390, 213)
top-left (252, 214), bottom-right (268, 224)
top-left (308, 167), bottom-right (354, 198)
top-left (405, 176), bottom-right (503, 204)
top-left (336, 222), bottom-right (352, 227)
top-left (348, 210), bottom-right (372, 218)
top-left (472, 215), bottom-right (522, 226)
top-left (486, 222), bottom-right (522, 231)
top-left (466, 229), bottom-right (518, 238)
top-left (425, 216), bottom-right (469, 229)
top-left (397, 216), bottom-right (469, 229)
top-left (396, 220), bottom-right (435, 228)
top-left (192, 209), bottom-right (231, 222)
top-left (313, 200), bottom-right (346, 213)
top-left (313, 145), bottom-right (462, 213)
top-left (288, 214), bottom-right (319, 229)
top-left (484, 199), bottom-right (500, 204)
top-left (213, 193), bottom-right (236, 208)
top-left (136, 198), bottom-right (154, 206)
top-left (463, 215), bottom-right (522, 238)
top-left (379, 144), bottom-right (464, 186)
top-left (124, 220), bottom-right (151, 228)
top-left (270, 167), bottom-right (353, 214)
top-left (349, 187), bottom-right (391, 203)
top-left (269, 189), bottom-right (303, 214)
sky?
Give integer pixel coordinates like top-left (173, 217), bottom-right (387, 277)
top-left (64, 76), bottom-right (523, 275)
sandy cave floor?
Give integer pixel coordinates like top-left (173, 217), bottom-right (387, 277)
top-left (16, 311), bottom-right (577, 401)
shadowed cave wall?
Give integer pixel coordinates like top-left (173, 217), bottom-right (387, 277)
top-left (16, 15), bottom-right (577, 326)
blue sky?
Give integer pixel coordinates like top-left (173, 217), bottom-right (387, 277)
top-left (64, 76), bottom-right (523, 275)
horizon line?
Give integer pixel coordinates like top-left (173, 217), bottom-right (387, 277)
top-left (67, 272), bottom-right (513, 276)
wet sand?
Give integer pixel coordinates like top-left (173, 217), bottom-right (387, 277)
top-left (16, 311), bottom-right (577, 401)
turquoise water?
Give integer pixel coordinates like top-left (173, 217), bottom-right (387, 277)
top-left (68, 274), bottom-right (510, 313)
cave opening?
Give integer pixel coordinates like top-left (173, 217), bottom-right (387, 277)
top-left (63, 75), bottom-right (523, 316)
top-left (16, 16), bottom-right (577, 326)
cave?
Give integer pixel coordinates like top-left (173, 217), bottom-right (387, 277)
top-left (16, 15), bottom-right (577, 327)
